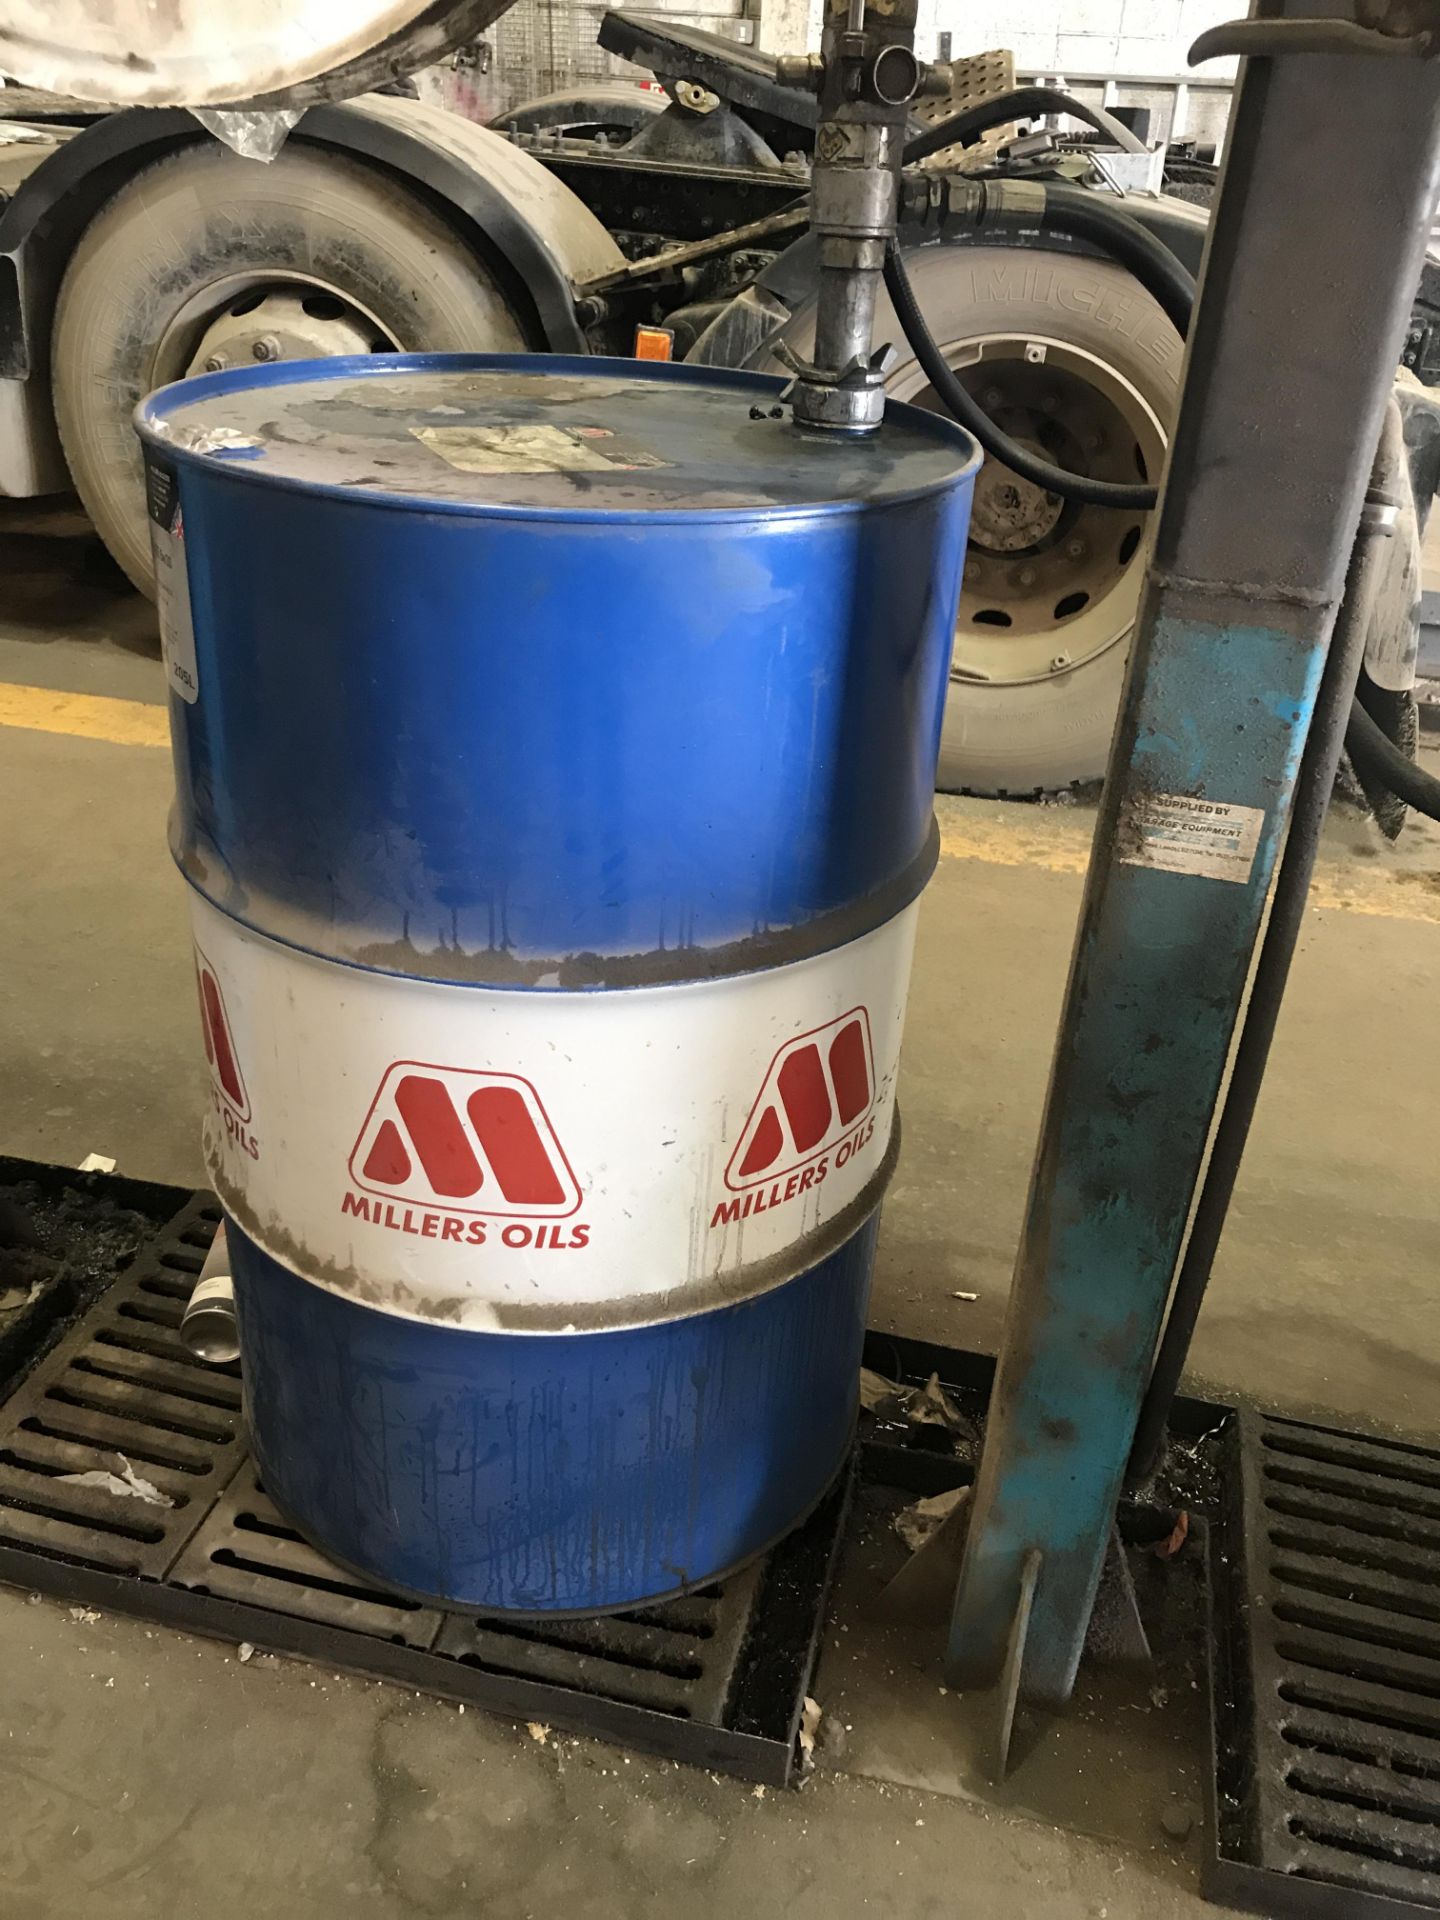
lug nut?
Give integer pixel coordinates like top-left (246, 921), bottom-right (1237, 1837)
top-left (203, 354), bottom-right (226, 373)
top-left (1017, 566), bottom-right (1037, 586)
top-left (1066, 538), bottom-right (1086, 559)
top-left (252, 334), bottom-right (281, 363)
top-left (1050, 654), bottom-right (1071, 672)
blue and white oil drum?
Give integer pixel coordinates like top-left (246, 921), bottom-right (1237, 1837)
top-left (136, 355), bottom-right (979, 1612)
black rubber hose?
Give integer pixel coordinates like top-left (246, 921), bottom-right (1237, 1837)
top-left (902, 85), bottom-right (1146, 166)
top-left (1037, 186), bottom-right (1195, 340)
top-left (883, 241), bottom-right (1163, 508)
top-left (1127, 409), bottom-right (1408, 1484)
top-left (1345, 696), bottom-right (1440, 820)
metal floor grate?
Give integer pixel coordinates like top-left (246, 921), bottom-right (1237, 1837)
top-left (432, 1565), bottom-right (761, 1722)
top-left (171, 1462), bottom-right (446, 1649)
top-left (0, 1155), bottom-right (189, 1400)
top-left (0, 1167), bottom-right (843, 1784)
top-left (172, 1460), bottom-right (761, 1722)
top-left (1211, 1409), bottom-right (1440, 1917)
top-left (0, 1195), bottom-right (240, 1576)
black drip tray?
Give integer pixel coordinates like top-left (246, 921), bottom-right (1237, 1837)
top-left (1212, 1409), bottom-right (1440, 1916)
top-left (0, 1171), bottom-right (844, 1786)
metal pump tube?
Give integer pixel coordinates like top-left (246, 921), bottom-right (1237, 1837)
top-left (777, 0), bottom-right (938, 433)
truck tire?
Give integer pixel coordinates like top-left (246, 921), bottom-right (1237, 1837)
top-left (908, 246), bottom-right (1183, 795)
top-left (52, 139), bottom-right (530, 596)
top-left (742, 241), bottom-right (1184, 794)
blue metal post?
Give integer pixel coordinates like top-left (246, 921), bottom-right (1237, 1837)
top-left (948, 4), bottom-right (1440, 1709)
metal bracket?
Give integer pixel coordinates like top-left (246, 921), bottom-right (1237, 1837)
top-left (1087, 147), bottom-right (1167, 197)
top-left (1190, 17), bottom-right (1439, 65)
top-left (992, 1546), bottom-right (1042, 1779)
top-left (968, 1524), bottom-right (1151, 1781)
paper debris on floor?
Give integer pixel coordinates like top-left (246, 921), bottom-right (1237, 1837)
top-left (58, 1453), bottom-right (173, 1508)
top-left (0, 1278), bottom-right (46, 1310)
top-left (859, 1367), bottom-right (902, 1413)
top-left (894, 1486), bottom-right (969, 1555)
top-left (907, 1372), bottom-right (968, 1435)
top-left (76, 1152), bottom-right (117, 1174)
top-left (859, 1368), bottom-right (976, 1446)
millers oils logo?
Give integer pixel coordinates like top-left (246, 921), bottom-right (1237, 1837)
top-left (194, 951), bottom-right (260, 1161)
top-left (343, 1062), bottom-right (588, 1250)
top-left (710, 1009), bottom-right (877, 1229)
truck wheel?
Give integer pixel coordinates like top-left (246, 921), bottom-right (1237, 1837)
top-left (891, 246), bottom-right (1181, 794)
top-left (52, 139), bottom-right (530, 596)
top-left (747, 241), bottom-right (1183, 794)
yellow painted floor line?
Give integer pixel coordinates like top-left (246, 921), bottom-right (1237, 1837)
top-left (0, 682), bottom-right (169, 749)
top-left (937, 813), bottom-right (1440, 925)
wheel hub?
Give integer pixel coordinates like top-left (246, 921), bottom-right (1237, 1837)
top-left (889, 332), bottom-right (1167, 689)
top-left (185, 289), bottom-right (391, 376)
top-left (968, 451), bottom-right (1064, 553)
top-left (151, 274), bottom-right (402, 391)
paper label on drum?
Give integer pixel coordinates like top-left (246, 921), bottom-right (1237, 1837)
top-left (187, 894), bottom-right (918, 1333)
top-left (145, 456), bottom-right (199, 705)
top-left (188, 1276), bottom-right (233, 1308)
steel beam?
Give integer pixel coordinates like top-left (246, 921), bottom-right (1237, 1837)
top-left (947, 1), bottom-right (1440, 1710)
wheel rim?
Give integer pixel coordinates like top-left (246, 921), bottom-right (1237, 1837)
top-left (153, 271), bottom-right (401, 385)
top-left (889, 331), bottom-right (1168, 689)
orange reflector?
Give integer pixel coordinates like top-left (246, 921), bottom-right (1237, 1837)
top-left (634, 326), bottom-right (675, 362)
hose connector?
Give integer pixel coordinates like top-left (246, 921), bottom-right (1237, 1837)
top-left (897, 174), bottom-right (1046, 237)
top-left (789, 0), bottom-right (934, 433)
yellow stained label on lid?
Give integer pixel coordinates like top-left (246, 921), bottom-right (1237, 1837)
top-left (410, 423), bottom-right (667, 475)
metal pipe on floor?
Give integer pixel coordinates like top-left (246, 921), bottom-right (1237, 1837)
top-left (181, 1222), bottom-right (239, 1365)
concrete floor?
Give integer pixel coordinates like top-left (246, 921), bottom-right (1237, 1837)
top-left (3, 500), bottom-right (1440, 1917)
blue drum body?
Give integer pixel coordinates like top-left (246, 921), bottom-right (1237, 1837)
top-left (138, 355), bottom-right (977, 1611)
